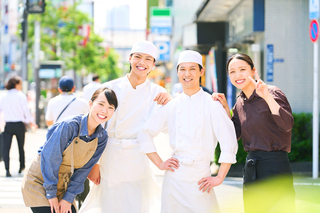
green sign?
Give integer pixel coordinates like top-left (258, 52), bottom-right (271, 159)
top-left (150, 7), bottom-right (171, 17)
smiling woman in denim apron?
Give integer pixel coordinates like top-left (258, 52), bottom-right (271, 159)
top-left (212, 53), bottom-right (295, 213)
top-left (21, 87), bottom-right (118, 213)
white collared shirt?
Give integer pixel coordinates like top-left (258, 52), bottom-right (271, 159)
top-left (138, 88), bottom-right (238, 163)
top-left (82, 81), bottom-right (101, 102)
top-left (0, 89), bottom-right (34, 123)
top-left (101, 74), bottom-right (166, 139)
top-left (45, 93), bottom-right (89, 123)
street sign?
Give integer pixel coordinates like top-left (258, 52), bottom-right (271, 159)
top-left (310, 0), bottom-right (320, 19)
top-left (310, 19), bottom-right (319, 43)
top-left (150, 7), bottom-right (172, 35)
top-left (150, 17), bottom-right (172, 35)
top-left (266, 44), bottom-right (274, 82)
top-left (153, 41), bottom-right (170, 61)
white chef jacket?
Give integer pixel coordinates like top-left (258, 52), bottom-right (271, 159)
top-left (82, 81), bottom-right (101, 102)
top-left (102, 74), bottom-right (166, 139)
top-left (0, 89), bottom-right (34, 123)
top-left (138, 88), bottom-right (238, 164)
top-left (45, 93), bottom-right (89, 123)
top-left (79, 75), bottom-right (166, 213)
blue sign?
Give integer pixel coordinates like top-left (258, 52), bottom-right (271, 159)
top-left (153, 41), bottom-right (170, 61)
top-left (310, 0), bottom-right (320, 19)
top-left (151, 27), bottom-right (172, 35)
top-left (266, 44), bottom-right (285, 82)
top-left (266, 44), bottom-right (274, 82)
top-left (273, 58), bottom-right (284, 63)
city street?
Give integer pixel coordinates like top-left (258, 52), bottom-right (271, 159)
top-left (0, 129), bottom-right (244, 213)
top-left (1, 129), bottom-right (320, 212)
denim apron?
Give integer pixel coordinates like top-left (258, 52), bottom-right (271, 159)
top-left (21, 123), bottom-right (98, 210)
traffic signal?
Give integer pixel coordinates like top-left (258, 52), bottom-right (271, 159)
top-left (19, 5), bottom-right (28, 41)
top-left (27, 0), bottom-right (46, 14)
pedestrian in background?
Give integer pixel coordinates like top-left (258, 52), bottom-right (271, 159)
top-left (82, 74), bottom-right (101, 102)
top-left (138, 50), bottom-right (238, 212)
top-left (0, 75), bottom-right (37, 177)
top-left (21, 87), bottom-right (118, 213)
top-left (79, 40), bottom-right (172, 213)
top-left (212, 53), bottom-right (295, 213)
top-left (45, 76), bottom-right (89, 127)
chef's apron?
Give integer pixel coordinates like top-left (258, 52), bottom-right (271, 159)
top-left (79, 138), bottom-right (161, 213)
top-left (79, 81), bottom-right (161, 213)
top-left (21, 123), bottom-right (98, 210)
top-left (161, 97), bottom-right (220, 213)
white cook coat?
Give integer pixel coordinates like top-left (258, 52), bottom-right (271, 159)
top-left (45, 93), bottom-right (89, 123)
top-left (138, 88), bottom-right (238, 213)
top-left (82, 81), bottom-right (101, 102)
top-left (79, 75), bottom-right (166, 213)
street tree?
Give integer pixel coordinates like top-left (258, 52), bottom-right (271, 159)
top-left (27, 0), bottom-right (121, 81)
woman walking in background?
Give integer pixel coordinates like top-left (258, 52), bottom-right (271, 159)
top-left (212, 53), bottom-right (295, 213)
top-left (21, 87), bottom-right (117, 213)
top-left (0, 76), bottom-right (37, 177)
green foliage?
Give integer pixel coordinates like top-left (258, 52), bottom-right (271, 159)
top-left (214, 139), bottom-right (247, 165)
top-left (288, 113), bottom-right (313, 162)
top-left (27, 0), bottom-right (121, 80)
top-left (214, 113), bottom-right (317, 165)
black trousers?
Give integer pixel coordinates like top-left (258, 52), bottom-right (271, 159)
top-left (2, 122), bottom-right (26, 171)
top-left (31, 205), bottom-right (76, 213)
top-left (243, 151), bottom-right (296, 213)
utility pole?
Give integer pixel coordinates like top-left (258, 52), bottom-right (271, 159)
top-left (26, 0), bottom-right (46, 126)
top-left (34, 21), bottom-right (41, 125)
top-left (21, 1), bottom-right (29, 93)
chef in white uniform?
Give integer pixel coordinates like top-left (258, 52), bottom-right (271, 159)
top-left (79, 41), bottom-right (172, 213)
top-left (137, 50), bottom-right (238, 213)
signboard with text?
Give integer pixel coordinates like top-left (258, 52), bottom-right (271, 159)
top-left (310, 0), bottom-right (320, 19)
top-left (150, 7), bottom-right (172, 35)
top-left (153, 40), bottom-right (170, 61)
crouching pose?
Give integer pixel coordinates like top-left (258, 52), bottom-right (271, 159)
top-left (21, 87), bottom-right (117, 213)
top-left (137, 50), bottom-right (238, 213)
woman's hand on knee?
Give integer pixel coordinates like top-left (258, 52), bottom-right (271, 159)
top-left (59, 199), bottom-right (72, 213)
top-left (88, 164), bottom-right (100, 185)
top-left (48, 197), bottom-right (60, 213)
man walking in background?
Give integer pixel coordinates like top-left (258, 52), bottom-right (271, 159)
top-left (45, 76), bottom-right (89, 127)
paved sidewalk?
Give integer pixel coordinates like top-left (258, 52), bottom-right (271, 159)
top-left (0, 130), bottom-right (244, 213)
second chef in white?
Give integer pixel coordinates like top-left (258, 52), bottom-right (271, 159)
top-left (138, 50), bottom-right (238, 213)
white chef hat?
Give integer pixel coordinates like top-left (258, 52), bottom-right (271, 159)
top-left (177, 50), bottom-right (203, 68)
top-left (130, 40), bottom-right (158, 60)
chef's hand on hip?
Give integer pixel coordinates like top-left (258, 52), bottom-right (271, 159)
top-left (48, 197), bottom-right (60, 213)
top-left (59, 199), bottom-right (72, 213)
top-left (198, 176), bottom-right (224, 193)
top-left (159, 157), bottom-right (179, 172)
top-left (88, 164), bottom-right (101, 185)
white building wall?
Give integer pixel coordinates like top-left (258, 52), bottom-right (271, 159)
top-left (264, 0), bottom-right (317, 113)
